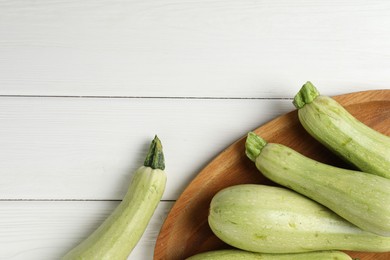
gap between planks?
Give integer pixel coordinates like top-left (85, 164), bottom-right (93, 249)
top-left (0, 94), bottom-right (293, 100)
top-left (0, 199), bottom-right (175, 202)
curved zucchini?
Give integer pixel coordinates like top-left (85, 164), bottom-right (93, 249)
top-left (208, 184), bottom-right (390, 253)
top-left (186, 249), bottom-right (352, 260)
top-left (63, 136), bottom-right (166, 260)
top-left (245, 132), bottom-right (390, 237)
top-left (293, 81), bottom-right (390, 179)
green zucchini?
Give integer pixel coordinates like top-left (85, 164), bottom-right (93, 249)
top-left (63, 136), bottom-right (166, 260)
top-left (245, 132), bottom-right (390, 237)
top-left (186, 249), bottom-right (352, 260)
top-left (293, 81), bottom-right (390, 179)
top-left (208, 184), bottom-right (390, 253)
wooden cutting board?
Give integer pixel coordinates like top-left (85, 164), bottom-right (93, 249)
top-left (154, 90), bottom-right (390, 260)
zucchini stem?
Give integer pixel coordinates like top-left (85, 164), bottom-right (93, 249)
top-left (293, 81), bottom-right (320, 109)
top-left (144, 135), bottom-right (165, 170)
top-left (245, 132), bottom-right (267, 162)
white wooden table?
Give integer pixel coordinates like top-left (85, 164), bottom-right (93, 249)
top-left (0, 1), bottom-right (389, 259)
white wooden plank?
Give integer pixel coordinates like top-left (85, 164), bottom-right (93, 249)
top-left (0, 97), bottom-right (294, 200)
top-left (0, 0), bottom-right (390, 97)
top-left (0, 200), bottom-right (172, 260)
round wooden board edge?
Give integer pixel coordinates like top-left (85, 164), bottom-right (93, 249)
top-left (154, 89), bottom-right (390, 260)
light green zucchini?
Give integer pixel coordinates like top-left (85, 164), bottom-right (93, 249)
top-left (186, 249), bottom-right (352, 260)
top-left (63, 136), bottom-right (166, 260)
top-left (293, 81), bottom-right (390, 179)
top-left (208, 184), bottom-right (390, 253)
top-left (245, 132), bottom-right (390, 237)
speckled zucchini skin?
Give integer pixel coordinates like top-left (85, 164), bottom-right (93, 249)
top-left (246, 132), bottom-right (390, 237)
top-left (63, 136), bottom-right (166, 260)
top-left (186, 249), bottom-right (352, 260)
top-left (293, 82), bottom-right (390, 179)
top-left (208, 184), bottom-right (390, 253)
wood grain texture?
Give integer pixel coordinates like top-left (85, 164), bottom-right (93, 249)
top-left (154, 90), bottom-right (390, 260)
top-left (0, 97), bottom-right (293, 200)
top-left (1, 0), bottom-right (390, 97)
top-left (1, 1), bottom-right (390, 259)
top-left (0, 200), bottom-right (173, 260)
